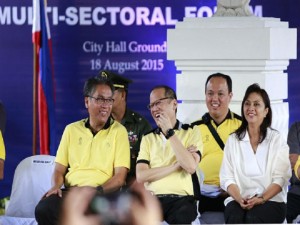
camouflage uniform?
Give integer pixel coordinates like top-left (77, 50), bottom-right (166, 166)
top-left (121, 108), bottom-right (151, 185)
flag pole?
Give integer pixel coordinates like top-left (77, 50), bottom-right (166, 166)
top-left (33, 0), bottom-right (56, 155)
top-left (33, 44), bottom-right (37, 155)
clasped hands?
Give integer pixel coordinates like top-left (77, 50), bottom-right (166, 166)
top-left (239, 195), bottom-right (263, 210)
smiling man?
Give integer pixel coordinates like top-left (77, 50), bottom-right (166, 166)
top-left (191, 73), bottom-right (242, 215)
top-left (35, 75), bottom-right (130, 225)
top-left (0, 131), bottom-right (5, 180)
top-left (136, 85), bottom-right (203, 224)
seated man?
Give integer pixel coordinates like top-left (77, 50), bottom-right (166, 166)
top-left (136, 85), bottom-right (203, 224)
top-left (0, 101), bottom-right (6, 180)
top-left (35, 75), bottom-right (130, 225)
top-left (191, 73), bottom-right (241, 214)
top-left (295, 156), bottom-right (300, 179)
top-left (287, 121), bottom-right (300, 223)
top-left (0, 131), bottom-right (5, 180)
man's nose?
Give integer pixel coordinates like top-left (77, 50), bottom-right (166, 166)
top-left (212, 94), bottom-right (218, 100)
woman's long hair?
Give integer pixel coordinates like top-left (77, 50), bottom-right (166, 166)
top-left (235, 83), bottom-right (272, 143)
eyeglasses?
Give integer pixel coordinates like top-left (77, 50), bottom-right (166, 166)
top-left (147, 97), bottom-right (173, 110)
top-left (88, 96), bottom-right (114, 105)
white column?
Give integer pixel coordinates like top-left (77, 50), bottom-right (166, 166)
top-left (167, 17), bottom-right (296, 137)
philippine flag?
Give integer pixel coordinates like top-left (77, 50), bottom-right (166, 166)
top-left (32, 0), bottom-right (56, 155)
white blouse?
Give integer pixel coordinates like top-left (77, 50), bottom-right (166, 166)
top-left (220, 128), bottom-right (291, 206)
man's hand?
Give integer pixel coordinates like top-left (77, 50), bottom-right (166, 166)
top-left (187, 145), bottom-right (201, 163)
top-left (45, 186), bottom-right (63, 198)
top-left (154, 113), bottom-right (172, 136)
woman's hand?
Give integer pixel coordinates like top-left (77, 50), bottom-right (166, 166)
top-left (243, 196), bottom-right (264, 210)
top-left (237, 197), bottom-right (250, 209)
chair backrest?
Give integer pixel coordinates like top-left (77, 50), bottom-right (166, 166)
top-left (5, 155), bottom-right (55, 218)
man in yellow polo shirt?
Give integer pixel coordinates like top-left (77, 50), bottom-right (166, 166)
top-left (191, 73), bottom-right (241, 214)
top-left (0, 131), bottom-right (5, 180)
top-left (35, 74), bottom-right (130, 225)
top-left (295, 157), bottom-right (300, 179)
top-left (0, 101), bottom-right (6, 180)
top-left (137, 85), bottom-right (203, 224)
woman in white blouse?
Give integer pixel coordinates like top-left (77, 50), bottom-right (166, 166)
top-left (220, 83), bottom-right (291, 223)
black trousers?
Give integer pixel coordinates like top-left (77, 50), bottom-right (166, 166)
top-left (158, 195), bottom-right (198, 224)
top-left (224, 200), bottom-right (286, 224)
top-left (198, 194), bottom-right (227, 213)
top-left (287, 192), bottom-right (300, 223)
top-left (35, 189), bottom-right (68, 225)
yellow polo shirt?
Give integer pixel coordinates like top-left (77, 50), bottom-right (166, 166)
top-left (0, 131), bottom-right (5, 160)
top-left (137, 121), bottom-right (203, 196)
top-left (295, 156), bottom-right (300, 179)
top-left (192, 111), bottom-right (241, 186)
top-left (56, 118), bottom-right (130, 187)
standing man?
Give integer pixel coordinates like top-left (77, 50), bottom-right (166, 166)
top-left (101, 71), bottom-right (152, 187)
top-left (35, 75), bottom-right (130, 225)
top-left (136, 85), bottom-right (202, 224)
top-left (191, 73), bottom-right (242, 214)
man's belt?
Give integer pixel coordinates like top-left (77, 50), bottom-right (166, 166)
top-left (156, 194), bottom-right (185, 198)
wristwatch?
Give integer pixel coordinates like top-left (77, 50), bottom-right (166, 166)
top-left (165, 128), bottom-right (175, 139)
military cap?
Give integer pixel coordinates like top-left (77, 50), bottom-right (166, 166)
top-left (99, 71), bottom-right (132, 90)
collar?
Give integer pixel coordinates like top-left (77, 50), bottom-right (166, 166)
top-left (226, 110), bottom-right (233, 120)
top-left (84, 117), bottom-right (113, 131)
top-left (211, 110), bottom-right (232, 126)
top-left (242, 128), bottom-right (271, 142)
top-left (154, 119), bottom-right (181, 134)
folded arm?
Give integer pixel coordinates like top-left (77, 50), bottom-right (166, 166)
top-left (136, 161), bottom-right (180, 183)
top-left (168, 135), bottom-right (200, 174)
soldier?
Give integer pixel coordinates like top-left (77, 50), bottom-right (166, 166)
top-left (101, 71), bottom-right (152, 187)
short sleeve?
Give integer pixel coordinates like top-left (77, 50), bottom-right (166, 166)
top-left (55, 126), bottom-right (70, 167)
top-left (137, 135), bottom-right (150, 163)
top-left (0, 131), bottom-right (5, 160)
top-left (113, 126), bottom-right (130, 169)
top-left (189, 125), bottom-right (203, 155)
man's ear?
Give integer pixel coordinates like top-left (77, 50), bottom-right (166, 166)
top-left (121, 90), bottom-right (126, 99)
top-left (173, 99), bottom-right (178, 110)
top-left (84, 97), bottom-right (89, 108)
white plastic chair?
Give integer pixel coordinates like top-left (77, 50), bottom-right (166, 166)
top-left (5, 155), bottom-right (55, 218)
